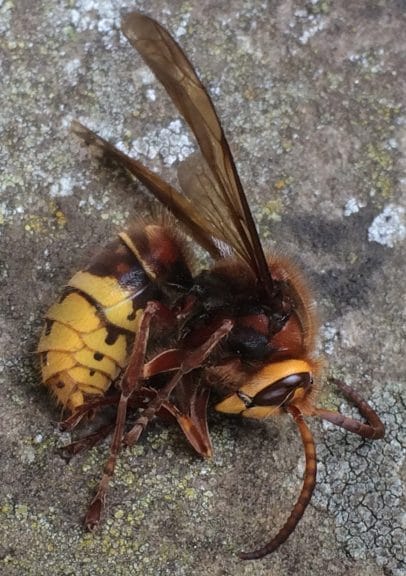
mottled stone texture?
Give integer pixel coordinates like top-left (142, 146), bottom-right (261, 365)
top-left (0, 1), bottom-right (404, 575)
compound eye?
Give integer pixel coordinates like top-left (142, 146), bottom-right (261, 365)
top-left (253, 372), bottom-right (312, 406)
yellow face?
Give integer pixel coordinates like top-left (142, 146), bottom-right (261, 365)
top-left (215, 359), bottom-right (313, 419)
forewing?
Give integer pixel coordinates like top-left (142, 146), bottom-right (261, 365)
top-left (71, 121), bottom-right (221, 259)
top-left (122, 12), bottom-right (274, 295)
top-left (177, 153), bottom-right (251, 257)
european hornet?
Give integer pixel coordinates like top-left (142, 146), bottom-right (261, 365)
top-left (38, 12), bottom-right (385, 559)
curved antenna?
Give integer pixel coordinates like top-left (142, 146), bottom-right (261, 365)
top-left (239, 406), bottom-right (316, 560)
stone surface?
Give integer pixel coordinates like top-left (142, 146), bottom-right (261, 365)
top-left (0, 1), bottom-right (404, 575)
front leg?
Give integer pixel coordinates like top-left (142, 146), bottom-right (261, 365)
top-left (124, 319), bottom-right (234, 446)
top-left (84, 301), bottom-right (166, 530)
top-left (313, 378), bottom-right (384, 439)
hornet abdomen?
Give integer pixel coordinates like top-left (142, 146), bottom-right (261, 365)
top-left (38, 223), bottom-right (192, 413)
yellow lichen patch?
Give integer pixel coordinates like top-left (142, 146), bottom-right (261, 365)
top-left (54, 209), bottom-right (67, 227)
top-left (69, 271), bottom-right (133, 308)
top-left (82, 327), bottom-right (128, 367)
top-left (24, 214), bottom-right (47, 233)
top-left (73, 348), bottom-right (119, 379)
top-left (274, 179), bottom-right (286, 190)
top-left (263, 199), bottom-right (283, 222)
top-left (66, 367), bottom-right (109, 392)
top-left (46, 292), bottom-right (102, 333)
top-left (40, 350), bottom-right (76, 381)
top-left (47, 199), bottom-right (68, 227)
top-left (37, 322), bottom-right (84, 353)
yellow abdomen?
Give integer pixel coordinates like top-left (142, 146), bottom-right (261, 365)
top-left (38, 237), bottom-right (149, 413)
top-left (38, 224), bottom-right (193, 414)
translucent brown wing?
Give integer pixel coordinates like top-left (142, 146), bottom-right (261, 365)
top-left (71, 121), bottom-right (221, 259)
top-left (177, 152), bottom-right (248, 256)
top-left (122, 12), bottom-right (275, 297)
